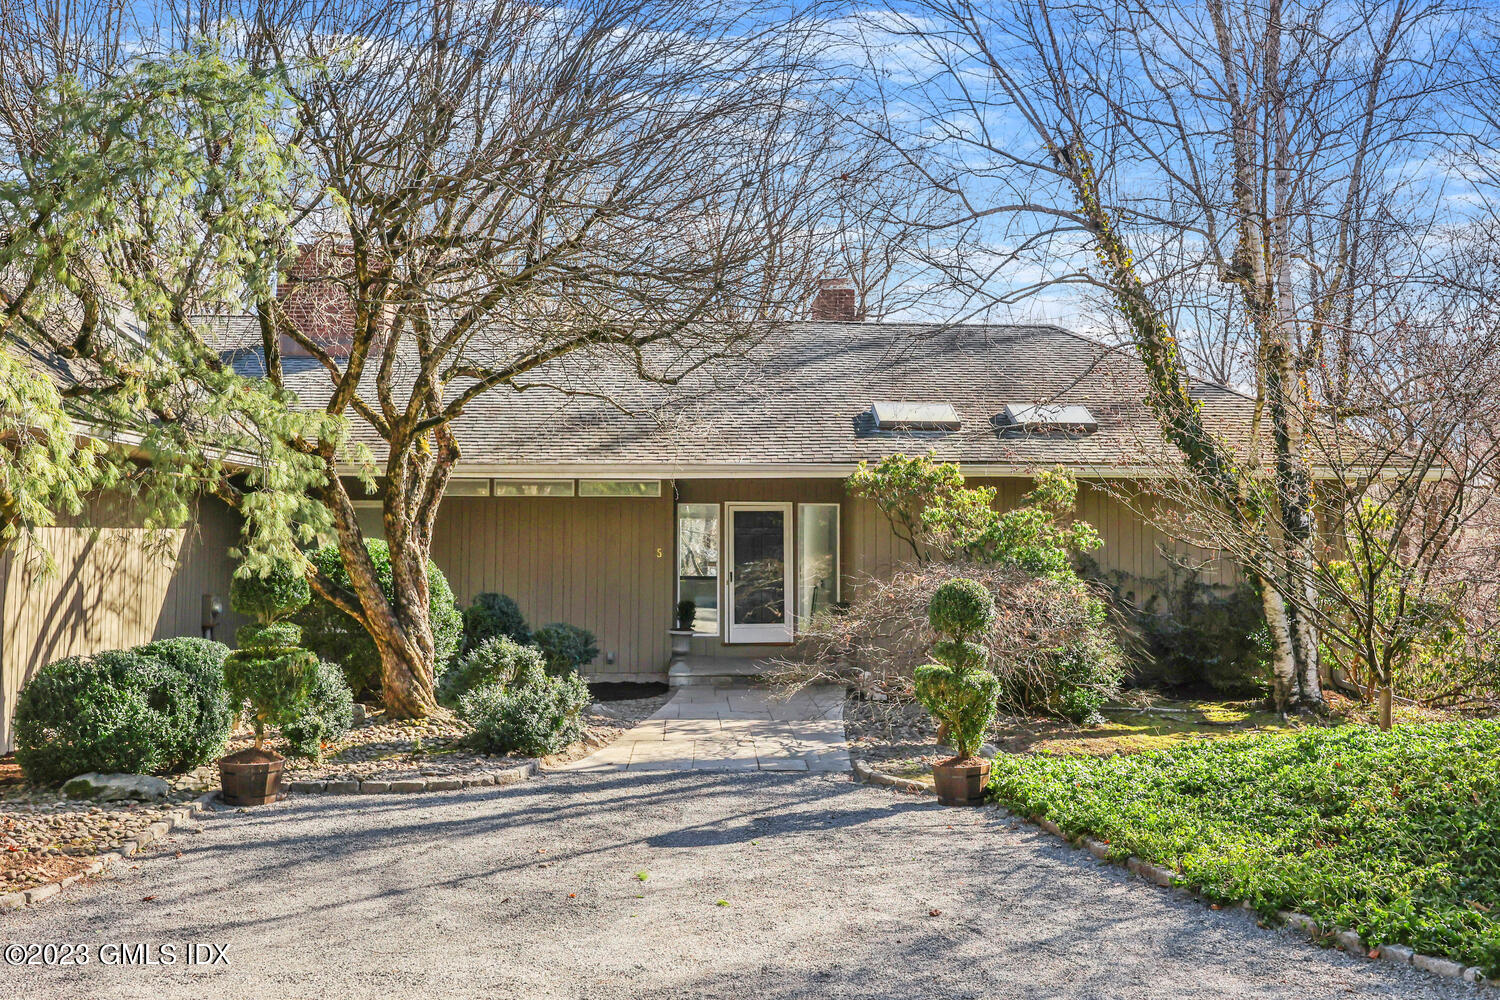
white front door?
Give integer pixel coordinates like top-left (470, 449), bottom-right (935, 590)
top-left (725, 503), bottom-right (793, 643)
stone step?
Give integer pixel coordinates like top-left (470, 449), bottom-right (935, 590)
top-left (666, 656), bottom-right (768, 688)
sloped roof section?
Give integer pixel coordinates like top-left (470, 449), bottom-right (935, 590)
top-left (210, 318), bottom-right (1259, 475)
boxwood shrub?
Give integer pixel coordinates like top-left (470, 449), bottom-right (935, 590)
top-left (297, 539), bottom-right (462, 699)
top-left (462, 592), bottom-right (531, 651)
top-left (14, 640), bottom-right (232, 784)
top-left (281, 659), bottom-right (355, 759)
top-left (440, 635), bottom-right (546, 705)
top-left (459, 670), bottom-right (589, 757)
top-left (134, 637), bottom-right (235, 771)
top-left (532, 623), bottom-right (599, 676)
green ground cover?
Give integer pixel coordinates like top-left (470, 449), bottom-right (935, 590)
top-left (988, 721), bottom-right (1500, 976)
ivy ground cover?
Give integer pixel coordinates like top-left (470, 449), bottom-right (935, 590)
top-left (988, 721), bottom-right (1500, 977)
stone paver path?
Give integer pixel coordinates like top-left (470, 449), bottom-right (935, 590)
top-left (556, 685), bottom-right (849, 773)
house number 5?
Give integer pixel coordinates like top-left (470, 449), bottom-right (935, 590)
top-left (656, 547), bottom-right (663, 558)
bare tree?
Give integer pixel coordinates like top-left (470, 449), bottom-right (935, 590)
top-left (858, 0), bottom-right (1491, 712)
top-left (0, 1), bottom-right (888, 719)
top-left (183, 0), bottom-right (885, 716)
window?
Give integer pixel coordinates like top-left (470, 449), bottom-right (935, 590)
top-left (796, 503), bottom-right (840, 624)
top-left (351, 501), bottom-right (385, 540)
top-left (579, 479), bottom-right (662, 498)
top-left (444, 479), bottom-right (492, 497)
top-left (676, 503), bottom-right (719, 634)
top-left (492, 479), bottom-right (575, 497)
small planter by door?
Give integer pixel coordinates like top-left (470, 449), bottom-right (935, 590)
top-left (667, 628), bottom-right (694, 666)
top-left (932, 758), bottom-right (991, 806)
top-left (218, 747), bottom-right (287, 806)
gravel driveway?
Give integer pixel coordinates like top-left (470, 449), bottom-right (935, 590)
top-left (0, 772), bottom-right (1475, 999)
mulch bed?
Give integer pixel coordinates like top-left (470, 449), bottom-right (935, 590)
top-left (0, 766), bottom-right (211, 894)
top-left (0, 689), bottom-right (670, 894)
top-left (226, 692), bottom-right (672, 782)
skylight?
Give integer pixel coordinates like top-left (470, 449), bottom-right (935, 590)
top-left (999, 403), bottom-right (1099, 433)
top-left (870, 401), bottom-right (961, 431)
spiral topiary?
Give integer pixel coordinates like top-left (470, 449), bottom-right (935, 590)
top-left (225, 564), bottom-right (318, 750)
top-left (914, 577), bottom-right (1000, 761)
top-left (926, 577), bottom-right (996, 640)
top-left (230, 561), bottom-right (311, 624)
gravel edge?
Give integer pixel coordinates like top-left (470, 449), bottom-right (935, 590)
top-left (0, 759), bottom-right (541, 913)
top-left (849, 759), bottom-right (1495, 990)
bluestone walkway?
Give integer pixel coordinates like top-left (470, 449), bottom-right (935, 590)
top-left (555, 684), bottom-right (849, 773)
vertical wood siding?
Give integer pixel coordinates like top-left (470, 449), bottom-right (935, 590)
top-left (428, 492), bottom-right (675, 681)
top-left (1, 474), bottom-right (1238, 729)
top-left (0, 497), bottom-right (241, 751)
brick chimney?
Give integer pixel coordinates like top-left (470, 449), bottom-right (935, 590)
top-left (811, 277), bottom-right (861, 322)
top-left (276, 241), bottom-right (356, 357)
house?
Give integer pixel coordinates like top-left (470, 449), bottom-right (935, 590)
top-left (1, 278), bottom-right (1255, 740)
top-left (207, 278), bottom-right (1252, 685)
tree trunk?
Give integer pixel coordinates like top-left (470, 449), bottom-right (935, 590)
top-left (314, 475), bottom-right (442, 720)
top-left (1260, 582), bottom-right (1299, 711)
top-left (1378, 682), bottom-right (1393, 731)
top-left (369, 621), bottom-right (440, 718)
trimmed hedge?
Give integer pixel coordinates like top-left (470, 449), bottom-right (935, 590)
top-left (13, 641), bottom-right (232, 784)
top-left (134, 637), bottom-right (235, 772)
top-left (298, 540), bottom-right (462, 699)
top-left (533, 622), bottom-right (599, 676)
top-left (281, 659), bottom-right (355, 759)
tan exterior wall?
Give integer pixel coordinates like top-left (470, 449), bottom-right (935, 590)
top-left (0, 497), bottom-right (242, 751)
top-left (422, 474), bottom-right (1235, 683)
top-left (428, 491), bottom-right (676, 682)
top-left (0, 474), bottom-right (1231, 734)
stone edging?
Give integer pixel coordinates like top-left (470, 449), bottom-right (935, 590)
top-left (0, 760), bottom-right (541, 913)
top-left (851, 758), bottom-right (1494, 989)
top-left (0, 790), bottom-right (219, 912)
top-left (850, 758), bottom-right (930, 794)
top-left (283, 759), bottom-right (538, 796)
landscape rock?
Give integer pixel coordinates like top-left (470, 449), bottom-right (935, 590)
top-left (1412, 953), bottom-right (1466, 979)
top-left (61, 773), bottom-right (170, 802)
top-left (1377, 944), bottom-right (1414, 965)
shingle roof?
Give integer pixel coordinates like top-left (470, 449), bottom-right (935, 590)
top-left (208, 317), bottom-right (1258, 475)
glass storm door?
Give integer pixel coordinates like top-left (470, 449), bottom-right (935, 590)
top-left (726, 503), bottom-right (793, 643)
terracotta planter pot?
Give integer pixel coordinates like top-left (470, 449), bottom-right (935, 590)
top-left (932, 757), bottom-right (991, 806)
top-left (218, 747), bottom-right (286, 806)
